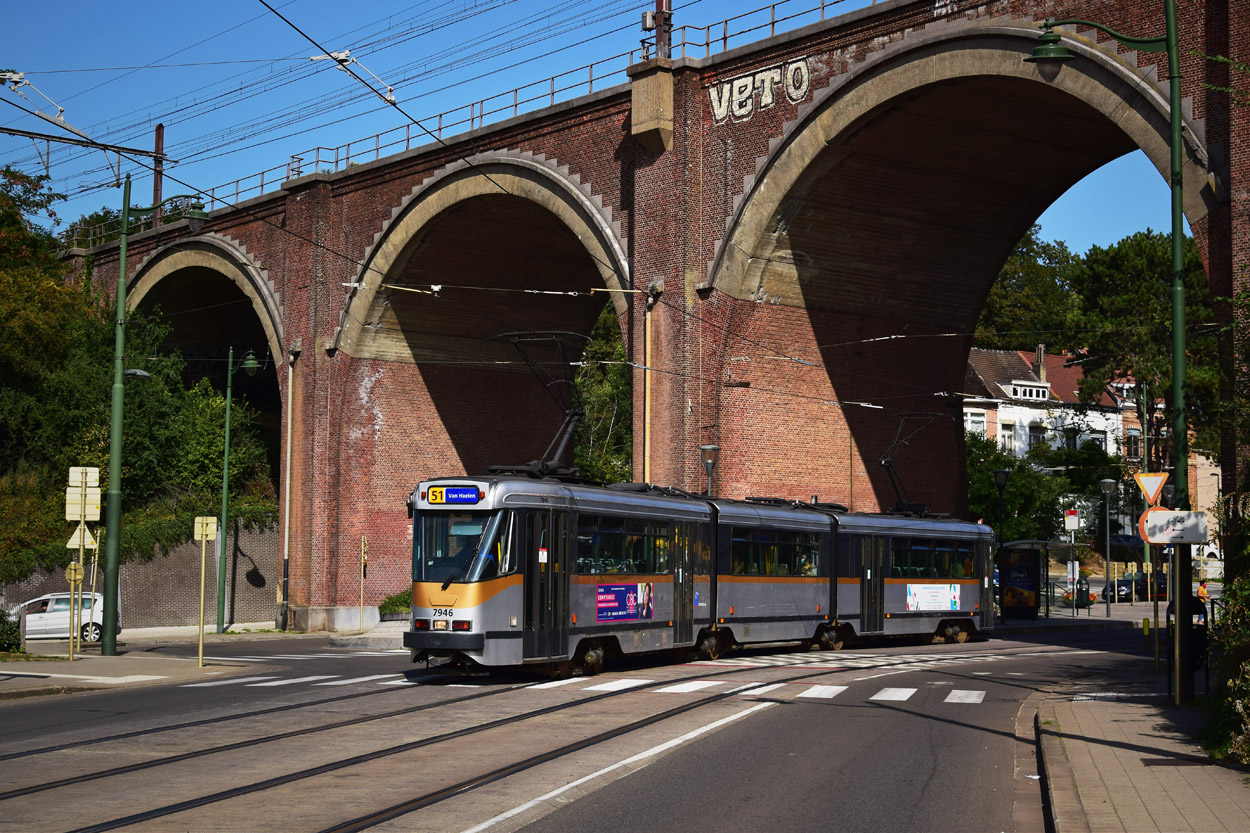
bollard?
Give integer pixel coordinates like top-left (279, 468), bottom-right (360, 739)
top-left (1143, 617), bottom-right (1150, 647)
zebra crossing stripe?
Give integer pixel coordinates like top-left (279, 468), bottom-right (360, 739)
top-left (313, 674), bottom-right (404, 686)
top-left (739, 683), bottom-right (787, 695)
top-left (377, 678), bottom-right (423, 686)
top-left (869, 687), bottom-right (917, 702)
top-left (246, 675), bottom-right (340, 687)
top-left (797, 685), bottom-right (847, 699)
top-left (529, 678), bottom-right (582, 690)
top-left (944, 690), bottom-right (986, 704)
top-left (181, 676), bottom-right (278, 687)
top-left (582, 679), bottom-right (654, 692)
top-left (655, 680), bottom-right (724, 693)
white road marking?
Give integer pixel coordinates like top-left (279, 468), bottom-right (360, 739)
top-left (528, 678), bottom-right (582, 690)
top-left (246, 675), bottom-right (340, 687)
top-left (582, 678), bottom-right (653, 692)
top-left (870, 687), bottom-right (917, 702)
top-left (204, 656), bottom-right (272, 663)
top-left (377, 678), bottom-right (423, 686)
top-left (457, 703), bottom-right (776, 833)
top-left (182, 676), bottom-right (278, 687)
top-left (797, 685), bottom-right (848, 699)
top-left (313, 674), bottom-right (403, 686)
top-left (739, 683), bottom-right (787, 695)
top-left (654, 680), bottom-right (725, 693)
top-left (972, 671), bottom-right (992, 675)
top-left (944, 690), bottom-right (986, 704)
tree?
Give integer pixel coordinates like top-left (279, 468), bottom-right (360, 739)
top-left (975, 225), bottom-right (1081, 352)
top-left (572, 304), bottom-right (632, 484)
top-left (0, 166), bottom-right (62, 272)
top-left (1069, 230), bottom-right (1217, 468)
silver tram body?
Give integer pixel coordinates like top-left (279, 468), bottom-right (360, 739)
top-left (404, 476), bottom-right (995, 671)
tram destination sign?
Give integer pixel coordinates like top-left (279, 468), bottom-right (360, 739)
top-left (427, 486), bottom-right (481, 505)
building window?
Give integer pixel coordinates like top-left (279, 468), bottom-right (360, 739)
top-left (1028, 425), bottom-right (1045, 450)
top-left (1090, 431), bottom-right (1106, 450)
top-left (1000, 423), bottom-right (1015, 454)
top-left (1126, 429), bottom-right (1141, 460)
top-left (966, 411), bottom-right (986, 436)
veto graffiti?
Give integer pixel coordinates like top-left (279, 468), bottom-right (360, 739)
top-left (709, 58), bottom-right (811, 124)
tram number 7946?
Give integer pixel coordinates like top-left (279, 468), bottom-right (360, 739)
top-left (432, 608), bottom-right (454, 617)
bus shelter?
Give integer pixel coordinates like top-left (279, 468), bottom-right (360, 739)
top-left (998, 540), bottom-right (1070, 620)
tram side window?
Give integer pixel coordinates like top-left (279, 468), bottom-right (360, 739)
top-left (576, 515), bottom-right (671, 574)
top-left (838, 533), bottom-right (858, 578)
top-left (730, 527), bottom-right (822, 577)
top-left (890, 538), bottom-right (974, 579)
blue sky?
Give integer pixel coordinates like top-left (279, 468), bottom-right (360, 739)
top-left (2, 0), bottom-right (1176, 254)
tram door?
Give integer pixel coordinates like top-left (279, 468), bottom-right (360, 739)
top-left (860, 536), bottom-right (886, 633)
top-left (523, 509), bottom-right (570, 660)
top-left (673, 523), bottom-right (695, 645)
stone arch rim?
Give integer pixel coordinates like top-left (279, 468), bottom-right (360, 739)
top-left (706, 21), bottom-right (1212, 299)
top-left (128, 234), bottom-right (284, 365)
top-left (334, 151), bottom-right (631, 358)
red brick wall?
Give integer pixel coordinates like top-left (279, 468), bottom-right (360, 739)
top-left (66, 0), bottom-right (1244, 619)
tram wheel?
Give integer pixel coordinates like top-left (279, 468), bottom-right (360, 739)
top-left (548, 661), bottom-right (574, 680)
top-left (578, 645), bottom-right (605, 676)
top-left (695, 631), bottom-right (724, 660)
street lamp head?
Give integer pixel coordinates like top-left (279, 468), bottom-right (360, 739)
top-left (699, 444), bottom-right (720, 474)
top-left (1024, 26), bottom-right (1073, 80)
top-left (122, 368), bottom-right (151, 380)
top-left (185, 201), bottom-right (208, 233)
top-left (993, 469), bottom-right (1010, 491)
top-left (240, 349), bottom-right (262, 377)
top-left (1099, 478), bottom-right (1117, 495)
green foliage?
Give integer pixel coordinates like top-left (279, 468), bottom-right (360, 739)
top-left (0, 607), bottom-right (19, 652)
top-left (1206, 574), bottom-right (1250, 763)
top-left (1071, 231), bottom-right (1219, 462)
top-left (379, 588), bottom-right (412, 615)
top-left (975, 225), bottom-right (1080, 352)
top-left (0, 166), bottom-right (63, 272)
top-left (0, 188), bottom-right (276, 586)
top-left (965, 431), bottom-right (1123, 544)
top-left (572, 304), bottom-right (632, 484)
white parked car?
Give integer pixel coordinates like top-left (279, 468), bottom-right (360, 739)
top-left (13, 592), bottom-right (116, 642)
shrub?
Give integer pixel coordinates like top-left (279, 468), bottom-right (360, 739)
top-left (379, 588), bottom-right (412, 615)
top-left (0, 608), bottom-right (21, 652)
top-left (1206, 574), bottom-right (1250, 763)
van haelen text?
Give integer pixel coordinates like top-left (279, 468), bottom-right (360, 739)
top-left (708, 58), bottom-right (812, 124)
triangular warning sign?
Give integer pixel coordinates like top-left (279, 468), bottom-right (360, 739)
top-left (66, 525), bottom-right (98, 549)
top-left (1134, 472), bottom-right (1170, 506)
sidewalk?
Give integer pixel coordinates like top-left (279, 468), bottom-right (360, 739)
top-left (0, 622), bottom-right (319, 701)
top-left (1037, 663), bottom-right (1250, 832)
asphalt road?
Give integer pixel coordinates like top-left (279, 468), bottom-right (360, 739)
top-left (0, 630), bottom-right (1154, 833)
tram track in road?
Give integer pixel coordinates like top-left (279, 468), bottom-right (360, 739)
top-left (58, 662), bottom-right (850, 833)
top-left (0, 669), bottom-right (463, 763)
top-left (4, 641), bottom-right (1093, 833)
top-left (44, 642), bottom-right (1079, 833)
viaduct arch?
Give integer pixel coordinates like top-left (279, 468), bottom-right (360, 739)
top-left (691, 21), bottom-right (1220, 516)
top-left (60, 0), bottom-right (1242, 628)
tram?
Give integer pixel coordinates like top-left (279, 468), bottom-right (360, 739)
top-left (404, 476), bottom-right (995, 674)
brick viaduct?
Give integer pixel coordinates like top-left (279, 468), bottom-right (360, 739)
top-left (69, 0), bottom-right (1247, 629)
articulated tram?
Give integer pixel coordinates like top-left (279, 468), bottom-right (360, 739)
top-left (404, 477), bottom-right (994, 674)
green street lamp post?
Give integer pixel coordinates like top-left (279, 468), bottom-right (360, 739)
top-left (1026, 0), bottom-right (1192, 701)
top-left (217, 347), bottom-right (262, 633)
top-left (102, 174), bottom-right (207, 655)
top-left (1100, 478), bottom-right (1117, 618)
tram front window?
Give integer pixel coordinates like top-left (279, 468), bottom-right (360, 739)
top-left (416, 510), bottom-right (514, 583)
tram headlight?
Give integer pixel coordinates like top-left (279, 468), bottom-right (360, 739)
top-left (433, 619), bottom-right (449, 630)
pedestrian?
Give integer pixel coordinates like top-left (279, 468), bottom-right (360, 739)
top-left (1197, 580), bottom-right (1209, 624)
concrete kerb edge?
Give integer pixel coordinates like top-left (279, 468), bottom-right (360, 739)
top-left (1036, 695), bottom-right (1092, 833)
